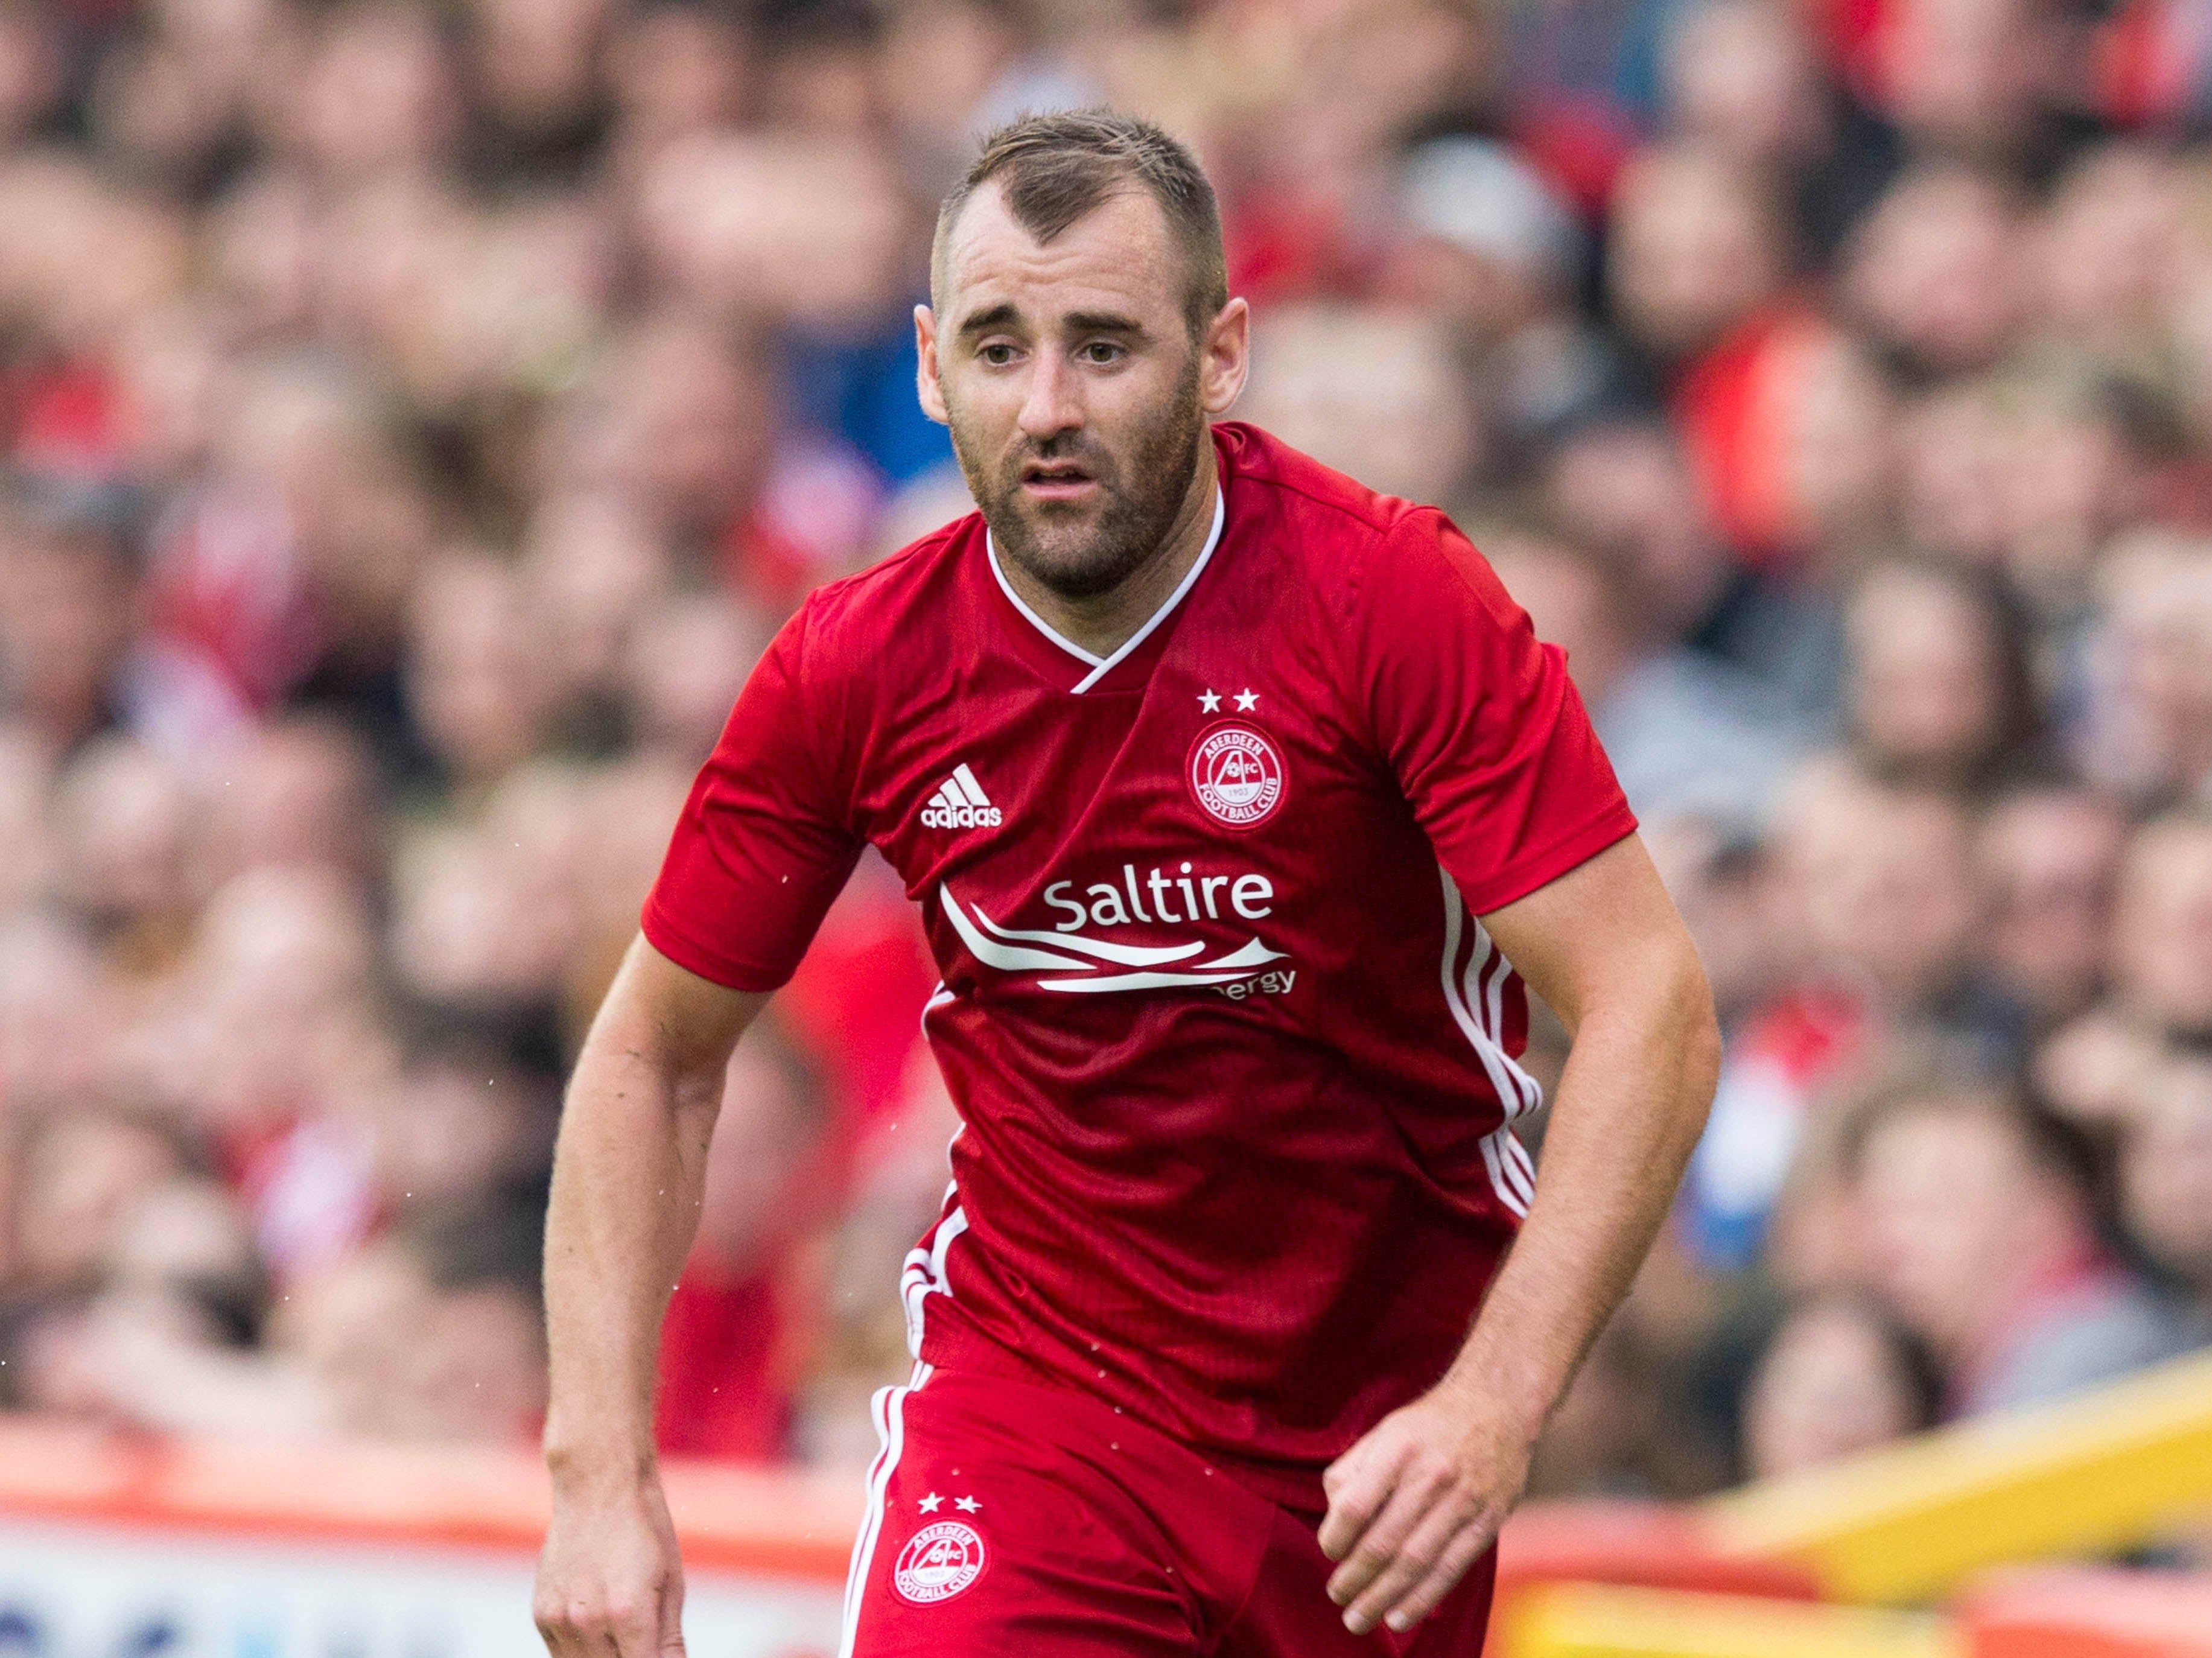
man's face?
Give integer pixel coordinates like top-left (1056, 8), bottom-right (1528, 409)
top-left (917, 182), bottom-right (1244, 599)
top-left (2115, 825), bottom-right (2212, 1032)
top-left (1856, 1104), bottom-right (2057, 1354)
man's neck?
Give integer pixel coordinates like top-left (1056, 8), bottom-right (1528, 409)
top-left (996, 441), bottom-right (1219, 660)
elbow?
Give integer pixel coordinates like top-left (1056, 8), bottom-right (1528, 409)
top-left (1565, 938), bottom-right (1720, 1102)
top-left (1674, 951), bottom-right (1723, 1135)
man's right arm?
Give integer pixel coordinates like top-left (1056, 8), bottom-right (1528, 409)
top-left (533, 934), bottom-right (769, 1657)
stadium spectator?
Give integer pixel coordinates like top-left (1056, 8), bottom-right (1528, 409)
top-left (2112, 813), bottom-right (2212, 1035)
top-left (1844, 1072), bottom-right (2188, 1415)
top-left (1606, 143), bottom-right (1794, 367)
top-left (1481, 527), bottom-right (1808, 833)
top-left (1741, 1294), bottom-right (1942, 1477)
top-left (1842, 165), bottom-right (2024, 378)
top-left (1842, 559), bottom-right (2035, 790)
top-left (1977, 787), bottom-right (2128, 1028)
top-left (2118, 1041), bottom-right (2212, 1339)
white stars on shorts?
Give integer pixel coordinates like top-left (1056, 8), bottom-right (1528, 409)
top-left (915, 1491), bottom-right (980, 1514)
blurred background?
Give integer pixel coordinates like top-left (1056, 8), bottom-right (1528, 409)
top-left (2, 0), bottom-right (2212, 1609)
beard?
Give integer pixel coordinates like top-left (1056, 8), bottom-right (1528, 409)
top-left (948, 361), bottom-right (1206, 601)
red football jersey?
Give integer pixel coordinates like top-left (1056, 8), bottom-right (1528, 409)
top-left (644, 422), bottom-right (1635, 1506)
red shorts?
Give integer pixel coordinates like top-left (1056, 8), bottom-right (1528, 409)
top-left (836, 1365), bottom-right (1496, 1656)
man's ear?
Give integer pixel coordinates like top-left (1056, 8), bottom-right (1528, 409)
top-left (1199, 296), bottom-right (1251, 418)
top-left (915, 304), bottom-right (949, 426)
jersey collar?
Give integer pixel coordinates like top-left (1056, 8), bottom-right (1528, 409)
top-left (985, 486), bottom-right (1225, 695)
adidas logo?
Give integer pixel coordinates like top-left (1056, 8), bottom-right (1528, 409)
top-left (920, 764), bottom-right (1003, 830)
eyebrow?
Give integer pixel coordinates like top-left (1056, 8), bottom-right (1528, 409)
top-left (1064, 311), bottom-right (1146, 335)
top-left (952, 305), bottom-right (1151, 340)
top-left (955, 302), bottom-right (1020, 339)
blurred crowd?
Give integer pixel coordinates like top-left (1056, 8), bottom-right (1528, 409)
top-left (2, 0), bottom-right (2211, 1514)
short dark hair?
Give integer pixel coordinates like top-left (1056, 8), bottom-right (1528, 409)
top-left (933, 108), bottom-right (1229, 337)
top-left (1835, 1062), bottom-right (2102, 1201)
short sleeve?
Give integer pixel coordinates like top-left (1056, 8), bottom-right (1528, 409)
top-left (1354, 509), bottom-right (1636, 916)
top-left (641, 602), bottom-right (864, 991)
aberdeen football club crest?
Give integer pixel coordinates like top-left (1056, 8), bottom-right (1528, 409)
top-left (1187, 722), bottom-right (1286, 829)
top-left (892, 1520), bottom-right (986, 1604)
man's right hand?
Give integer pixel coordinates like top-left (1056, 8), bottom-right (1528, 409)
top-left (534, 1479), bottom-right (688, 1656)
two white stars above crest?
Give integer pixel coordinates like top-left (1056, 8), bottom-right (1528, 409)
top-left (917, 1493), bottom-right (980, 1513)
top-left (1198, 689), bottom-right (1259, 713)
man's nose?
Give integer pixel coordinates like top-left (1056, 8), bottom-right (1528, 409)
top-left (1017, 349), bottom-right (1082, 443)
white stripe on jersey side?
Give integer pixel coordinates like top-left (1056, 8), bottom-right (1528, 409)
top-left (1448, 878), bottom-right (1543, 1117)
top-left (1468, 918), bottom-right (1541, 1119)
top-left (985, 488), bottom-right (1225, 694)
top-left (900, 1202), bottom-right (969, 1358)
top-left (1486, 1110), bottom-right (1535, 1209)
top-left (1478, 1135), bottom-right (1522, 1217)
top-left (1437, 866), bottom-right (1542, 1104)
top-left (1438, 865), bottom-right (1539, 1218)
top-left (837, 1382), bottom-right (909, 1658)
top-left (951, 763), bottom-right (990, 806)
top-left (1504, 1132), bottom-right (1539, 1205)
top-left (921, 981), bottom-right (955, 1034)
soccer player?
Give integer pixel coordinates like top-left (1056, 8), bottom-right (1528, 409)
top-left (535, 110), bottom-right (1719, 1657)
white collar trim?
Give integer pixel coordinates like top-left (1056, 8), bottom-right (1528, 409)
top-left (986, 486), bottom-right (1226, 694)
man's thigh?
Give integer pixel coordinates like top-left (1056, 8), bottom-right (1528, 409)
top-left (839, 1370), bottom-right (1264, 1657)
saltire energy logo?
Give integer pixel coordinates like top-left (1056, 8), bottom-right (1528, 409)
top-left (939, 879), bottom-right (1288, 994)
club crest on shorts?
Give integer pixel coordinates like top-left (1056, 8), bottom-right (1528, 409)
top-left (892, 1519), bottom-right (986, 1604)
top-left (1187, 721), bottom-right (1286, 830)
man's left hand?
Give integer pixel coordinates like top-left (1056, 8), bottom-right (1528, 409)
top-left (1315, 1383), bottom-right (1535, 1637)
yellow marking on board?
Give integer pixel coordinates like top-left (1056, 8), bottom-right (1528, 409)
top-left (1700, 1349), bottom-right (2212, 1602)
top-left (1499, 1583), bottom-right (1962, 1658)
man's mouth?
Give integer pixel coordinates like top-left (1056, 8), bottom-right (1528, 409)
top-left (1019, 459), bottom-right (1100, 503)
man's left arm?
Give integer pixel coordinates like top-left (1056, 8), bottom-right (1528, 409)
top-left (1316, 832), bottom-right (1721, 1636)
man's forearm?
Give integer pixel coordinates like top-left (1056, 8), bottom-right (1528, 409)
top-left (539, 944), bottom-right (766, 1486)
top-left (534, 942), bottom-right (767, 1652)
top-left (1438, 957), bottom-right (1719, 1435)
top-left (541, 1032), bottom-right (722, 1483)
